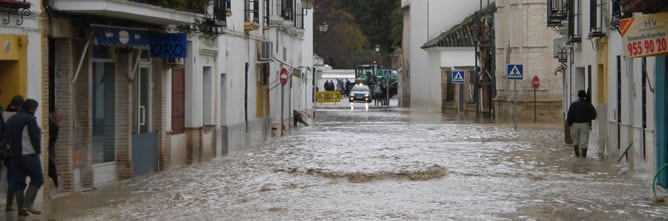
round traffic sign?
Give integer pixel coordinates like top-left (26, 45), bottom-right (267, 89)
top-left (532, 76), bottom-right (540, 89)
top-left (280, 68), bottom-right (288, 86)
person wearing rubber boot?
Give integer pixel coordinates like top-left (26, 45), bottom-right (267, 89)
top-left (6, 99), bottom-right (43, 216)
top-left (1, 96), bottom-right (25, 212)
top-left (567, 90), bottom-right (597, 158)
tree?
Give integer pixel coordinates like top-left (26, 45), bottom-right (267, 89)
top-left (315, 0), bottom-right (402, 68)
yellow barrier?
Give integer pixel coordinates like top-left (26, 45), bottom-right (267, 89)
top-left (316, 91), bottom-right (342, 103)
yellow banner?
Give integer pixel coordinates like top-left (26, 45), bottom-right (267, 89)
top-left (621, 12), bottom-right (668, 58)
top-left (316, 91), bottom-right (342, 103)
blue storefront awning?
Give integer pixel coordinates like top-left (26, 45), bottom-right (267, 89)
top-left (94, 27), bottom-right (188, 59)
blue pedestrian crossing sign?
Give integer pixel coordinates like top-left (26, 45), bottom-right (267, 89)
top-left (451, 71), bottom-right (465, 84)
top-left (383, 70), bottom-right (392, 78)
top-left (507, 64), bottom-right (523, 80)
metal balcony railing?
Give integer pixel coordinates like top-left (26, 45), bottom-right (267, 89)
top-left (547, 0), bottom-right (568, 27)
top-left (130, 0), bottom-right (207, 14)
top-left (213, 0), bottom-right (231, 23)
top-left (0, 0), bottom-right (31, 25)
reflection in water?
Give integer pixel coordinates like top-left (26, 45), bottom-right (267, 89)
top-left (40, 107), bottom-right (667, 220)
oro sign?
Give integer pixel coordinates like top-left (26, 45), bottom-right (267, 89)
top-left (620, 12), bottom-right (668, 58)
top-left (532, 76), bottom-right (540, 89)
top-left (279, 68), bottom-right (288, 86)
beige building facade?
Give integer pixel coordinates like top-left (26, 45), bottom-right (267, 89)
top-left (494, 0), bottom-right (563, 122)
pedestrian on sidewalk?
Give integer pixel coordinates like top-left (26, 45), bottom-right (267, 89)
top-left (6, 99), bottom-right (43, 216)
top-left (0, 95), bottom-right (24, 212)
top-left (567, 90), bottom-right (597, 158)
top-left (48, 108), bottom-right (63, 188)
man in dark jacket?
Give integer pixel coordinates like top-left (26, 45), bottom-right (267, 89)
top-left (6, 99), bottom-right (42, 216)
top-left (567, 90), bottom-right (597, 158)
top-left (1, 95), bottom-right (24, 212)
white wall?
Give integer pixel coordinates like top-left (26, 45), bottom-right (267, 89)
top-left (440, 48), bottom-right (476, 67)
top-left (302, 9), bottom-right (315, 112)
top-left (2, 0), bottom-right (43, 121)
top-left (407, 0), bottom-right (480, 111)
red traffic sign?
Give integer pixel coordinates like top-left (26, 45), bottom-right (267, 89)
top-left (532, 76), bottom-right (540, 89)
top-left (280, 68), bottom-right (288, 86)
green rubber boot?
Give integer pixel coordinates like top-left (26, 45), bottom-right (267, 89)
top-left (22, 185), bottom-right (41, 215)
top-left (5, 187), bottom-right (15, 211)
top-left (582, 148), bottom-right (588, 158)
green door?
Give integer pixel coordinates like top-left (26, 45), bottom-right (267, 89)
top-left (657, 56), bottom-right (668, 187)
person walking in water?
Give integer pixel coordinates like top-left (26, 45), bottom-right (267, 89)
top-left (0, 95), bottom-right (24, 212)
top-left (567, 90), bottom-right (597, 158)
top-left (6, 99), bottom-right (43, 216)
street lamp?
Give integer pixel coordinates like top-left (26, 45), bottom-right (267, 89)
top-left (557, 47), bottom-right (568, 63)
top-left (319, 22), bottom-right (328, 32)
top-left (374, 44), bottom-right (380, 65)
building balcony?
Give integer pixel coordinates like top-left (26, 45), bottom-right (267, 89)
top-left (547, 0), bottom-right (567, 27)
top-left (51, 0), bottom-right (203, 25)
top-left (0, 0), bottom-right (31, 25)
top-left (621, 0), bottom-right (668, 14)
top-left (0, 0), bottom-right (30, 9)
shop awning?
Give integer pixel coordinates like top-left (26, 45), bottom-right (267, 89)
top-left (93, 26), bottom-right (188, 58)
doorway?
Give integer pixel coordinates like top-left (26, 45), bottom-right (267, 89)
top-left (132, 50), bottom-right (158, 176)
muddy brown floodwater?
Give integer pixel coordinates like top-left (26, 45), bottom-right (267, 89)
top-left (14, 107), bottom-right (667, 220)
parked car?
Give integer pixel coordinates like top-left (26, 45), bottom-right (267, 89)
top-left (349, 85), bottom-right (371, 103)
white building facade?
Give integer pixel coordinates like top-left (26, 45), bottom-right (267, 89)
top-left (402, 0), bottom-right (481, 111)
top-left (549, 0), bottom-right (668, 187)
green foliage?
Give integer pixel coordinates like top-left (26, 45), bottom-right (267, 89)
top-left (315, 0), bottom-right (402, 68)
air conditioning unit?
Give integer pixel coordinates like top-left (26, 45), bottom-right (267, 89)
top-left (166, 58), bottom-right (185, 66)
top-left (260, 41), bottom-right (272, 61)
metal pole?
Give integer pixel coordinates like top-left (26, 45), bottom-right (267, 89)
top-left (459, 83), bottom-right (464, 118)
top-left (281, 85), bottom-right (284, 137)
top-left (312, 69), bottom-right (316, 121)
top-left (513, 80), bottom-right (517, 130)
top-left (289, 75), bottom-right (293, 128)
top-left (534, 88), bottom-right (537, 123)
top-left (386, 78), bottom-right (389, 106)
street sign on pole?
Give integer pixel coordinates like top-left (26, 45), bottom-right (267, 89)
top-left (280, 68), bottom-right (288, 86)
top-left (507, 64), bottom-right (524, 80)
top-left (507, 64), bottom-right (523, 130)
top-left (451, 70), bottom-right (465, 117)
top-left (532, 76), bottom-right (540, 89)
top-left (451, 71), bottom-right (465, 84)
top-left (533, 76), bottom-right (540, 123)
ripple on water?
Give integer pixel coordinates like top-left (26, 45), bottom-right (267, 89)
top-left (274, 164), bottom-right (447, 183)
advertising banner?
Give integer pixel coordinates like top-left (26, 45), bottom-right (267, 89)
top-left (620, 12), bottom-right (668, 58)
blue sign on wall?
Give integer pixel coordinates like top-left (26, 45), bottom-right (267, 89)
top-left (149, 33), bottom-right (188, 58)
top-left (94, 27), bottom-right (188, 59)
top-left (94, 27), bottom-right (149, 47)
top-left (451, 71), bottom-right (465, 84)
top-left (507, 64), bottom-right (524, 80)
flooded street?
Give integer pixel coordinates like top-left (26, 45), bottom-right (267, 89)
top-left (33, 107), bottom-right (668, 220)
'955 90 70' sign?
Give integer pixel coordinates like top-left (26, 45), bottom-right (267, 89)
top-left (627, 36), bottom-right (668, 57)
top-left (621, 12), bottom-right (668, 58)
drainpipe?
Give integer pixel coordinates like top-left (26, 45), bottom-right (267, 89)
top-left (245, 62), bottom-right (249, 134)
